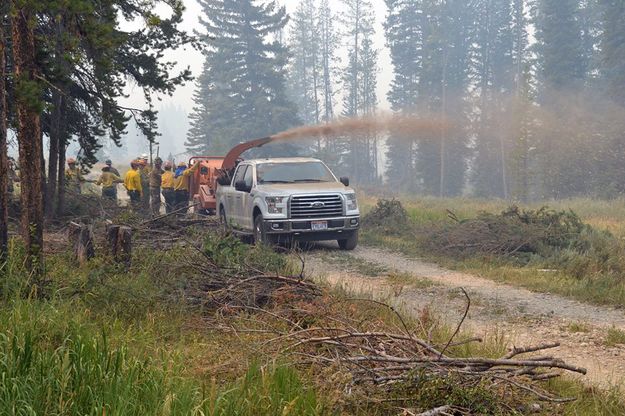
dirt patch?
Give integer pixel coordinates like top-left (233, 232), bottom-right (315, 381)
top-left (306, 245), bottom-right (625, 388)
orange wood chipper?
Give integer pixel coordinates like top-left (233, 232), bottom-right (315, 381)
top-left (188, 137), bottom-right (273, 215)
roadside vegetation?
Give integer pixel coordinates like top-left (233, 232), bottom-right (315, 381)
top-left (360, 197), bottom-right (625, 308)
top-left (1, 225), bottom-right (624, 415)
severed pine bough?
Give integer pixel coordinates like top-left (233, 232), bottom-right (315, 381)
top-left (265, 292), bottom-right (587, 406)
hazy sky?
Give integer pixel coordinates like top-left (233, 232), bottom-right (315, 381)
top-left (127, 0), bottom-right (393, 117)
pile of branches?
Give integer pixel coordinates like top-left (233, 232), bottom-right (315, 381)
top-left (274, 292), bottom-right (586, 410)
top-left (428, 206), bottom-right (588, 258)
top-left (362, 199), bottom-right (411, 235)
top-left (150, 229), bottom-right (320, 310)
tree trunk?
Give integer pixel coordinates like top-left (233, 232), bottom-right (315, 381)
top-left (47, 17), bottom-right (69, 218)
top-left (56, 139), bottom-right (66, 217)
top-left (47, 93), bottom-right (61, 217)
top-left (11, 4), bottom-right (44, 272)
top-left (0, 17), bottom-right (8, 262)
top-left (68, 222), bottom-right (94, 264)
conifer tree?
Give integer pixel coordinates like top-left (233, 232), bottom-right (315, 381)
top-left (339, 0), bottom-right (379, 184)
top-left (0, 10), bottom-right (7, 262)
top-left (187, 0), bottom-right (298, 154)
top-left (471, 0), bottom-right (516, 198)
top-left (288, 0), bottom-right (321, 127)
top-left (384, 0), bottom-right (422, 192)
top-left (533, 0), bottom-right (586, 91)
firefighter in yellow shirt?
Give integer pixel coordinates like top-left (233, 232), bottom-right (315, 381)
top-left (96, 165), bottom-right (123, 201)
top-left (173, 161), bottom-right (199, 214)
top-left (161, 161), bottom-right (175, 213)
top-left (65, 158), bottom-right (84, 195)
top-left (124, 160), bottom-right (142, 210)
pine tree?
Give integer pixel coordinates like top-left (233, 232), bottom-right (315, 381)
top-left (11, 0), bottom-right (44, 270)
top-left (600, 0), bottom-right (625, 104)
top-left (533, 0), bottom-right (586, 91)
top-left (339, 0), bottom-right (379, 184)
top-left (187, 0), bottom-right (299, 155)
top-left (531, 0), bottom-right (588, 198)
top-left (0, 10), bottom-right (7, 262)
top-left (319, 0), bottom-right (338, 124)
top-left (288, 0), bottom-right (321, 127)
top-left (471, 0), bottom-right (517, 198)
top-left (384, 0), bottom-right (423, 192)
top-left (596, 0), bottom-right (625, 194)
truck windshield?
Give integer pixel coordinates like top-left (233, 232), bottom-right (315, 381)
top-left (256, 162), bottom-right (335, 184)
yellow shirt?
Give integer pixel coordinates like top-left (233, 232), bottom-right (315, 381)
top-left (161, 171), bottom-right (174, 189)
top-left (173, 163), bottom-right (199, 191)
top-left (96, 172), bottom-right (122, 188)
top-left (66, 168), bottom-right (83, 182)
top-left (124, 169), bottom-right (142, 194)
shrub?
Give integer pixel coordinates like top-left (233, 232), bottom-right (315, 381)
top-left (362, 199), bottom-right (410, 235)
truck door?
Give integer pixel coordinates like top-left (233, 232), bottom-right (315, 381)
top-left (240, 165), bottom-right (255, 230)
top-left (230, 165), bottom-right (248, 226)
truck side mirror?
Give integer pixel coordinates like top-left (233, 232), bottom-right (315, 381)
top-left (340, 177), bottom-right (350, 187)
top-left (235, 180), bottom-right (250, 192)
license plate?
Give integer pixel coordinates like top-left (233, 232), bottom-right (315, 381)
top-left (311, 221), bottom-right (328, 231)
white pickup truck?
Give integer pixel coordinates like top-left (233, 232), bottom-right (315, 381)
top-left (216, 157), bottom-right (360, 249)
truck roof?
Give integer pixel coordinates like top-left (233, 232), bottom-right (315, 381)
top-left (242, 157), bottom-right (323, 166)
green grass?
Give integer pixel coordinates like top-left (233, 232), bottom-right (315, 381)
top-left (316, 250), bottom-right (389, 277)
top-left (1, 230), bottom-right (625, 415)
top-left (386, 271), bottom-right (435, 289)
top-left (605, 327), bottom-right (625, 347)
top-left (565, 321), bottom-right (592, 333)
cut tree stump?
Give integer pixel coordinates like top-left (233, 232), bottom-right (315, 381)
top-left (68, 222), bottom-right (95, 264)
top-left (106, 224), bottom-right (132, 267)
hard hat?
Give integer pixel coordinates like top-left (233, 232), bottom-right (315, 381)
top-left (141, 153), bottom-right (149, 160)
top-left (67, 158), bottom-right (76, 164)
top-left (177, 161), bottom-right (187, 168)
top-left (105, 159), bottom-right (112, 165)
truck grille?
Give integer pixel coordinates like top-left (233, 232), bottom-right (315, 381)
top-left (290, 194), bottom-right (344, 218)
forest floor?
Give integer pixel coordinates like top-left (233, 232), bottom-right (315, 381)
top-left (307, 244), bottom-right (625, 389)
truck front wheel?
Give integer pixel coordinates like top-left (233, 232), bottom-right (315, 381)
top-left (338, 231), bottom-right (358, 251)
top-left (253, 214), bottom-right (270, 246)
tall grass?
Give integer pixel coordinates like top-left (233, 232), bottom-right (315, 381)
top-left (0, 325), bottom-right (323, 415)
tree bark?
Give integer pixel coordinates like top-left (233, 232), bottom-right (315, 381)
top-left (68, 222), bottom-right (94, 264)
top-left (56, 138), bottom-right (66, 217)
top-left (0, 15), bottom-right (8, 262)
top-left (11, 3), bottom-right (44, 272)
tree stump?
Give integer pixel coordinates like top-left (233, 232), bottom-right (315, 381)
top-left (117, 226), bottom-right (132, 267)
top-left (106, 224), bottom-right (132, 267)
top-left (68, 222), bottom-right (94, 264)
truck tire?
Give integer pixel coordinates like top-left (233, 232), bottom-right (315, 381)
top-left (253, 214), bottom-right (270, 246)
top-left (338, 231), bottom-right (358, 251)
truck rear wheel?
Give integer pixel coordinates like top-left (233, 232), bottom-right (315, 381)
top-left (338, 231), bottom-right (358, 251)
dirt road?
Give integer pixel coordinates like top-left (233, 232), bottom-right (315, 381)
top-left (307, 245), bottom-right (625, 388)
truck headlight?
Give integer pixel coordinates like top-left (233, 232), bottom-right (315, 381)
top-left (345, 193), bottom-right (358, 211)
top-left (265, 196), bottom-right (285, 214)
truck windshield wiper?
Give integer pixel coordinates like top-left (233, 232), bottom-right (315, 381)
top-left (259, 180), bottom-right (294, 184)
top-left (293, 179), bottom-right (326, 182)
